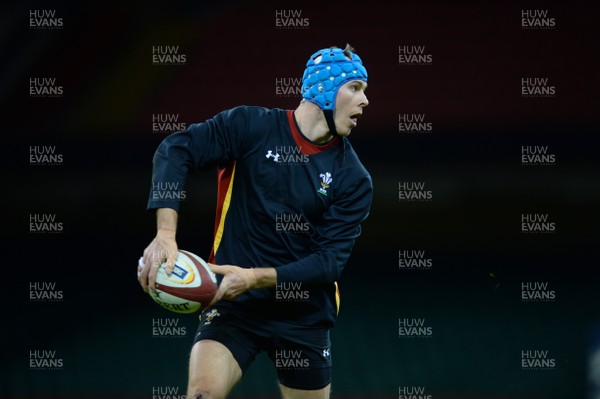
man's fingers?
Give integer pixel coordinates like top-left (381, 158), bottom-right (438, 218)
top-left (139, 252), bottom-right (162, 294)
top-left (165, 254), bottom-right (177, 275)
top-left (147, 260), bottom-right (160, 294)
top-left (140, 236), bottom-right (178, 293)
top-left (137, 257), bottom-right (144, 278)
top-left (206, 264), bottom-right (226, 307)
top-left (142, 253), bottom-right (151, 279)
top-left (208, 288), bottom-right (223, 307)
top-left (138, 256), bottom-right (151, 293)
top-left (140, 271), bottom-right (149, 292)
top-left (208, 263), bottom-right (231, 275)
top-left (207, 263), bottom-right (219, 274)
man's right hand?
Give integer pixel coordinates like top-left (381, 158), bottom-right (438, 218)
top-left (138, 230), bottom-right (179, 294)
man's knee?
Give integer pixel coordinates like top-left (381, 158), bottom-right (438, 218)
top-left (187, 339), bottom-right (242, 399)
top-left (280, 383), bottom-right (331, 399)
top-left (186, 387), bottom-right (224, 399)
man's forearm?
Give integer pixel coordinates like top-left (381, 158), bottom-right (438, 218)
top-left (253, 267), bottom-right (278, 289)
top-left (157, 208), bottom-right (178, 237)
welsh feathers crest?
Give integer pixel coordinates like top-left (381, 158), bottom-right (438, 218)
top-left (317, 172), bottom-right (332, 196)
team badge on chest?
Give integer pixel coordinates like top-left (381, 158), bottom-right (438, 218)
top-left (317, 172), bottom-right (332, 196)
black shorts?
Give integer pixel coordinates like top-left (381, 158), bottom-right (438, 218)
top-left (193, 306), bottom-right (332, 390)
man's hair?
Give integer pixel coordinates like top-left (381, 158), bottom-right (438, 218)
top-left (343, 43), bottom-right (356, 58)
top-left (328, 43), bottom-right (356, 59)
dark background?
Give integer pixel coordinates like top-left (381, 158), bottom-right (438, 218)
top-left (3, 0), bottom-right (599, 398)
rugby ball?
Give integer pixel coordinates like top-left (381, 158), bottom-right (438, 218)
top-left (138, 250), bottom-right (217, 314)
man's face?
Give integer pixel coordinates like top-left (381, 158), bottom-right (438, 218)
top-left (334, 80), bottom-right (369, 136)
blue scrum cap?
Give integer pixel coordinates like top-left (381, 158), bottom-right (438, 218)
top-left (301, 46), bottom-right (368, 111)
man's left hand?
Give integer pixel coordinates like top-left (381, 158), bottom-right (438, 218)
top-left (207, 263), bottom-right (258, 306)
